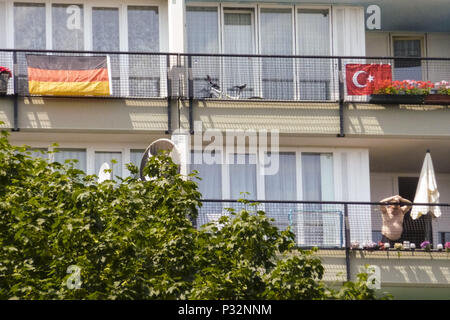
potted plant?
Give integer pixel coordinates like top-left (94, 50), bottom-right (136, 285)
top-left (424, 80), bottom-right (450, 104)
top-left (0, 66), bottom-right (12, 95)
top-left (394, 242), bottom-right (403, 258)
top-left (350, 241), bottom-right (360, 250)
top-left (420, 240), bottom-right (432, 252)
top-left (369, 80), bottom-right (434, 104)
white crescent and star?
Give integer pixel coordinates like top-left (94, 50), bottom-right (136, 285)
top-left (352, 71), bottom-right (375, 88)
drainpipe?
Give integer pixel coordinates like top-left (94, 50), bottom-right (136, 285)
top-left (344, 203), bottom-right (351, 281)
top-left (12, 51), bottom-right (19, 132)
top-left (337, 57), bottom-right (345, 138)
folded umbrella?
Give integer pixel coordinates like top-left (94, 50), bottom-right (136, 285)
top-left (410, 151), bottom-right (441, 220)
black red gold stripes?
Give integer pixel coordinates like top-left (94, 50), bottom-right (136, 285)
top-left (26, 55), bottom-right (111, 96)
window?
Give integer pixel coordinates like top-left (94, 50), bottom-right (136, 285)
top-left (229, 153), bottom-right (257, 200)
top-left (185, 5), bottom-right (335, 101)
top-left (393, 37), bottom-right (423, 81)
top-left (299, 153), bottom-right (339, 247)
top-left (128, 6), bottom-right (160, 97)
top-left (95, 151), bottom-right (122, 181)
top-left (260, 8), bottom-right (294, 100)
top-left (92, 7), bottom-right (119, 51)
top-left (27, 148), bottom-right (48, 159)
top-left (52, 4), bottom-right (84, 50)
top-left (14, 2), bottom-right (46, 49)
top-left (186, 6), bottom-right (220, 98)
top-left (189, 151), bottom-right (222, 199)
top-left (223, 8), bottom-right (256, 98)
top-left (186, 7), bottom-right (219, 54)
top-left (130, 149), bottom-right (144, 168)
top-left (264, 152), bottom-right (297, 201)
top-left (54, 148), bottom-right (87, 172)
top-left (264, 152), bottom-right (297, 232)
top-left (297, 9), bottom-right (331, 100)
top-left (189, 150), bottom-right (223, 227)
top-left (10, 2), bottom-right (162, 97)
top-left (92, 7), bottom-right (120, 96)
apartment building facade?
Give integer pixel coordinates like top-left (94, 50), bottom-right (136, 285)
top-left (1, 0), bottom-right (449, 297)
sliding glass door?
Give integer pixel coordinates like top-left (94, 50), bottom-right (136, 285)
top-left (296, 9), bottom-right (331, 100)
top-left (260, 8), bottom-right (294, 100)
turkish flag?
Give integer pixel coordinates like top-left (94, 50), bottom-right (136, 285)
top-left (346, 64), bottom-right (392, 95)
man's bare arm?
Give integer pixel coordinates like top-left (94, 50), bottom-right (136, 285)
top-left (380, 195), bottom-right (398, 203)
top-left (399, 196), bottom-right (412, 213)
top-left (379, 196), bottom-right (397, 214)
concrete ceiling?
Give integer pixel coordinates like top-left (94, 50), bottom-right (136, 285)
top-left (279, 135), bottom-right (450, 174)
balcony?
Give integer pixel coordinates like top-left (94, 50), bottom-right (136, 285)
top-left (198, 200), bottom-right (450, 298)
top-left (198, 200), bottom-right (450, 249)
top-left (2, 50), bottom-right (450, 136)
top-left (1, 49), bottom-right (450, 103)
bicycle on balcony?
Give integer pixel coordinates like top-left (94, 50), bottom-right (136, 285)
top-left (204, 75), bottom-right (247, 100)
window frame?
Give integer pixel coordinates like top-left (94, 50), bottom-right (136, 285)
top-left (294, 5), bottom-right (334, 101)
top-left (185, 3), bottom-right (336, 101)
top-left (7, 0), bottom-right (163, 97)
top-left (390, 34), bottom-right (426, 81)
top-left (189, 145), bottom-right (342, 201)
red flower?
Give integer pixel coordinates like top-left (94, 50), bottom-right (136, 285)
top-left (0, 66), bottom-right (12, 78)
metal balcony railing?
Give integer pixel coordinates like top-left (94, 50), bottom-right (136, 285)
top-left (2, 49), bottom-right (450, 103)
top-left (198, 200), bottom-right (450, 251)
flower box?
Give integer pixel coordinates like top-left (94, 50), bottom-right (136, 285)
top-left (369, 94), bottom-right (425, 104)
top-left (0, 72), bottom-right (10, 95)
top-left (424, 94), bottom-right (450, 105)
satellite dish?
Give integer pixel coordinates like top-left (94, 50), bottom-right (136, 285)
top-left (98, 162), bottom-right (111, 183)
top-left (140, 138), bottom-right (182, 181)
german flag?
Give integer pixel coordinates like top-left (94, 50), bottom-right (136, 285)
top-left (26, 55), bottom-right (111, 96)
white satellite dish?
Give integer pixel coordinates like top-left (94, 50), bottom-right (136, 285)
top-left (97, 162), bottom-right (111, 183)
top-left (140, 138), bottom-right (182, 181)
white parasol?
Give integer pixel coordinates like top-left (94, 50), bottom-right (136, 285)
top-left (97, 162), bottom-right (111, 183)
top-left (410, 150), bottom-right (441, 220)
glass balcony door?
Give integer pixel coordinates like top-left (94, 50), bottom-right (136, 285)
top-left (222, 9), bottom-right (258, 99)
top-left (296, 8), bottom-right (331, 101)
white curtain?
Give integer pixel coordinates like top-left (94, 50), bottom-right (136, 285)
top-left (299, 153), bottom-right (340, 247)
top-left (189, 151), bottom-right (222, 199)
top-left (265, 152), bottom-right (297, 201)
top-left (54, 148), bottom-right (87, 172)
top-left (187, 7), bottom-right (219, 54)
top-left (264, 152), bottom-right (297, 233)
top-left (260, 8), bottom-right (293, 100)
top-left (14, 3), bottom-right (46, 49)
top-left (28, 148), bottom-right (48, 160)
top-left (93, 7), bottom-right (120, 96)
top-left (297, 9), bottom-right (331, 100)
top-left (129, 149), bottom-right (145, 178)
top-left (95, 151), bottom-right (122, 181)
top-left (190, 151), bottom-right (224, 227)
top-left (52, 4), bottom-right (84, 50)
top-left (186, 6), bottom-right (220, 98)
top-left (128, 6), bottom-right (160, 97)
top-left (229, 154), bottom-right (256, 200)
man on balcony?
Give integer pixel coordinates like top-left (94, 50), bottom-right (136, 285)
top-left (380, 195), bottom-right (413, 245)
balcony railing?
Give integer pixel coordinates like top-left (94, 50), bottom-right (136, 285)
top-left (2, 49), bottom-right (450, 103)
top-left (198, 200), bottom-right (450, 251)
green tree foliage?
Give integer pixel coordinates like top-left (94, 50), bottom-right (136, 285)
top-left (0, 129), bottom-right (389, 300)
